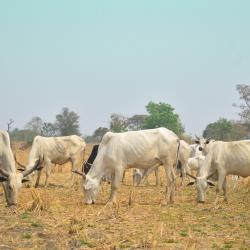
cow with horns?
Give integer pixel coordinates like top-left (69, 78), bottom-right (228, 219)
top-left (188, 137), bottom-right (250, 203)
top-left (15, 135), bottom-right (86, 187)
top-left (0, 130), bottom-right (41, 206)
top-left (73, 128), bottom-right (180, 205)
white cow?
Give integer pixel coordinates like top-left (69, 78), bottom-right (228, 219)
top-left (188, 140), bottom-right (250, 203)
top-left (186, 155), bottom-right (205, 177)
top-left (190, 137), bottom-right (239, 187)
top-left (134, 139), bottom-right (191, 186)
top-left (133, 165), bottom-right (160, 186)
top-left (74, 128), bottom-right (180, 205)
top-left (185, 142), bottom-right (206, 177)
top-left (0, 130), bottom-right (40, 206)
top-left (16, 135), bottom-right (86, 187)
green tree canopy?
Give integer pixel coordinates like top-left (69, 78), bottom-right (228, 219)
top-left (55, 107), bottom-right (81, 136)
top-left (143, 101), bottom-right (183, 135)
top-left (203, 118), bottom-right (233, 141)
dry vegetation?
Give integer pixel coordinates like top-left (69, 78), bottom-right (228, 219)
top-left (0, 144), bottom-right (249, 250)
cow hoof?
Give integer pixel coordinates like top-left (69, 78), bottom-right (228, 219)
top-left (197, 200), bottom-right (205, 204)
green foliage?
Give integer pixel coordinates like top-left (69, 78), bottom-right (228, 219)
top-left (203, 119), bottom-right (249, 141)
top-left (10, 129), bottom-right (37, 143)
top-left (203, 118), bottom-right (233, 141)
top-left (55, 107), bottom-right (81, 136)
top-left (143, 101), bottom-right (183, 135)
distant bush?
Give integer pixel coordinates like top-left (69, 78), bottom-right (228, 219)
top-left (10, 128), bottom-right (37, 143)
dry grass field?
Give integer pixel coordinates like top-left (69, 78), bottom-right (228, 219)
top-left (0, 144), bottom-right (249, 249)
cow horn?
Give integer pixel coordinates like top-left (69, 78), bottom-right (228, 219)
top-left (14, 154), bottom-right (26, 170)
top-left (206, 171), bottom-right (216, 180)
top-left (0, 168), bottom-right (9, 178)
top-left (186, 172), bottom-right (197, 180)
top-left (195, 135), bottom-right (200, 140)
top-left (22, 158), bottom-right (43, 177)
top-left (72, 170), bottom-right (86, 178)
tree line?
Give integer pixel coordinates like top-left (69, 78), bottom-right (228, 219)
top-left (8, 84), bottom-right (250, 143)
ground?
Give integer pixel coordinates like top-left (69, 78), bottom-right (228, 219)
top-left (0, 144), bottom-right (249, 250)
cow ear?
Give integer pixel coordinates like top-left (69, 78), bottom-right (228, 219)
top-left (0, 176), bottom-right (7, 182)
top-left (22, 178), bottom-right (30, 183)
top-left (187, 181), bottom-right (195, 186)
top-left (207, 181), bottom-right (215, 187)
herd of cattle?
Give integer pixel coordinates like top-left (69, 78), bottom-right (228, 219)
top-left (0, 127), bottom-right (250, 207)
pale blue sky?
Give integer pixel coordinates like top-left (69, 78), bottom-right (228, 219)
top-left (0, 1), bottom-right (249, 136)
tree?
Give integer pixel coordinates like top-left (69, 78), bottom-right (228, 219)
top-left (230, 121), bottom-right (249, 140)
top-left (143, 102), bottom-right (183, 135)
top-left (110, 114), bottom-right (128, 133)
top-left (127, 115), bottom-right (148, 131)
top-left (25, 116), bottom-right (43, 134)
top-left (93, 127), bottom-right (109, 140)
top-left (55, 107), bottom-right (81, 136)
top-left (203, 118), bottom-right (233, 141)
top-left (10, 128), bottom-right (37, 143)
top-left (234, 84), bottom-right (250, 124)
top-left (42, 122), bottom-right (57, 137)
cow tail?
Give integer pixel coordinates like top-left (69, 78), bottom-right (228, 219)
top-left (81, 147), bottom-right (86, 173)
top-left (175, 139), bottom-right (181, 171)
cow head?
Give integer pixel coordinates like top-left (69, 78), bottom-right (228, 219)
top-left (72, 170), bottom-right (100, 204)
top-left (0, 159), bottom-right (41, 206)
top-left (187, 172), bottom-right (215, 203)
top-left (194, 136), bottom-right (212, 155)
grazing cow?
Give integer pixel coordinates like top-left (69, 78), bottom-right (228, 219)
top-left (16, 135), bottom-right (86, 187)
top-left (0, 130), bottom-right (40, 206)
top-left (192, 136), bottom-right (239, 185)
top-left (83, 144), bottom-right (127, 184)
top-left (188, 140), bottom-right (250, 203)
top-left (73, 128), bottom-right (180, 205)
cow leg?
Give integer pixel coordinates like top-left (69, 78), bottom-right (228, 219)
top-left (222, 178), bottom-right (228, 203)
top-left (232, 175), bottom-right (238, 190)
top-left (35, 169), bottom-right (42, 188)
top-left (44, 163), bottom-right (51, 187)
top-left (122, 170), bottom-right (126, 183)
top-left (164, 163), bottom-right (176, 204)
top-left (155, 167), bottom-right (160, 186)
top-left (71, 158), bottom-right (79, 185)
top-left (143, 176), bottom-right (149, 186)
top-left (214, 171), bottom-right (226, 204)
top-left (108, 167), bottom-right (124, 205)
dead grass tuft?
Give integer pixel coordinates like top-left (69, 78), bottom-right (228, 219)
top-left (27, 189), bottom-right (50, 215)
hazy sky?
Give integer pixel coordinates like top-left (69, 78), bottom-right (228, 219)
top-left (0, 1), bottom-right (249, 136)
